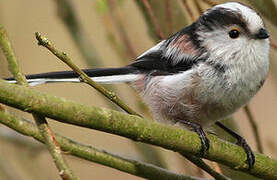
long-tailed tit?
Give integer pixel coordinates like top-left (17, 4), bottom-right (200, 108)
top-left (5, 2), bottom-right (270, 169)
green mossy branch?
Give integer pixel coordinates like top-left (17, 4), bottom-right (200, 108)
top-left (0, 26), bottom-right (27, 86)
top-left (0, 110), bottom-right (206, 180)
top-left (33, 114), bottom-right (79, 180)
top-left (0, 25), bottom-right (79, 180)
top-left (0, 80), bottom-right (276, 179)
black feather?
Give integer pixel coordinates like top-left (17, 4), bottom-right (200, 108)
top-left (130, 51), bottom-right (204, 75)
top-left (4, 67), bottom-right (139, 81)
top-left (199, 7), bottom-right (249, 33)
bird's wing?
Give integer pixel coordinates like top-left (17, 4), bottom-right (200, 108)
top-left (129, 30), bottom-right (204, 75)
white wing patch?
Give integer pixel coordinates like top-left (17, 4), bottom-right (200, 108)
top-left (6, 74), bottom-right (140, 86)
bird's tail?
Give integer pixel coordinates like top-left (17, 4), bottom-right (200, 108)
top-left (4, 66), bottom-right (140, 86)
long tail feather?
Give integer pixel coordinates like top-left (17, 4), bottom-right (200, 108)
top-left (4, 66), bottom-right (140, 86)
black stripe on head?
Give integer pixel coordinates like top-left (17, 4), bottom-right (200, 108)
top-left (198, 7), bottom-right (249, 33)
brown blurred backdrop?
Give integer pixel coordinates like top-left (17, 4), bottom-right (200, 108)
top-left (0, 0), bottom-right (276, 179)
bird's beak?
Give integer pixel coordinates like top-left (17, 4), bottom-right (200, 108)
top-left (256, 28), bottom-right (270, 39)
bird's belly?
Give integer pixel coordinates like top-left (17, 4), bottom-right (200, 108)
top-left (146, 83), bottom-right (257, 128)
top-left (158, 98), bottom-right (238, 127)
top-left (158, 92), bottom-right (248, 127)
top-left (135, 70), bottom-right (264, 128)
top-left (195, 81), bottom-right (262, 126)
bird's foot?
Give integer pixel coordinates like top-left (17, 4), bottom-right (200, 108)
top-left (178, 119), bottom-right (210, 157)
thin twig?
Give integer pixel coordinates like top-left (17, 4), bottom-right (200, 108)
top-left (165, 0), bottom-right (172, 35)
top-left (35, 32), bottom-right (140, 117)
top-left (244, 105), bottom-right (263, 153)
top-left (0, 25), bottom-right (79, 180)
top-left (55, 0), bottom-right (102, 67)
top-left (193, 0), bottom-right (204, 15)
top-left (141, 0), bottom-right (165, 39)
top-left (0, 27), bottom-right (28, 86)
top-left (107, 0), bottom-right (137, 59)
top-left (180, 0), bottom-right (196, 22)
top-left (181, 153), bottom-right (230, 180)
top-left (212, 162), bottom-right (223, 174)
top-left (56, 0), bottom-right (126, 116)
top-left (103, 19), bottom-right (130, 62)
top-left (271, 40), bottom-right (277, 50)
top-left (34, 114), bottom-right (78, 180)
top-left (200, 0), bottom-right (219, 6)
top-left (0, 110), bottom-right (209, 180)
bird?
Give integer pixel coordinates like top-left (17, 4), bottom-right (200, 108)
top-left (5, 2), bottom-right (270, 169)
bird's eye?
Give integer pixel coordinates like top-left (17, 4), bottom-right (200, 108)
top-left (229, 29), bottom-right (240, 39)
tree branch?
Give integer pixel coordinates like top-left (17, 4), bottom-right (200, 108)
top-left (0, 26), bottom-right (27, 86)
top-left (34, 114), bottom-right (79, 180)
top-left (55, 0), bottom-right (102, 67)
top-left (0, 25), bottom-right (79, 180)
top-left (35, 32), bottom-right (139, 117)
top-left (140, 0), bottom-right (165, 39)
top-left (106, 0), bottom-right (138, 59)
top-left (180, 0), bottom-right (196, 22)
top-left (181, 153), bottom-right (229, 180)
top-left (0, 110), bottom-right (207, 180)
top-left (244, 105), bottom-right (263, 153)
top-left (0, 80), bottom-right (276, 179)
top-left (200, 0), bottom-right (219, 6)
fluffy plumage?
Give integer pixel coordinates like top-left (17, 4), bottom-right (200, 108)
top-left (131, 2), bottom-right (270, 127)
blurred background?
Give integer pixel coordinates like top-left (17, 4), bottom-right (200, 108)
top-left (0, 0), bottom-right (276, 179)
